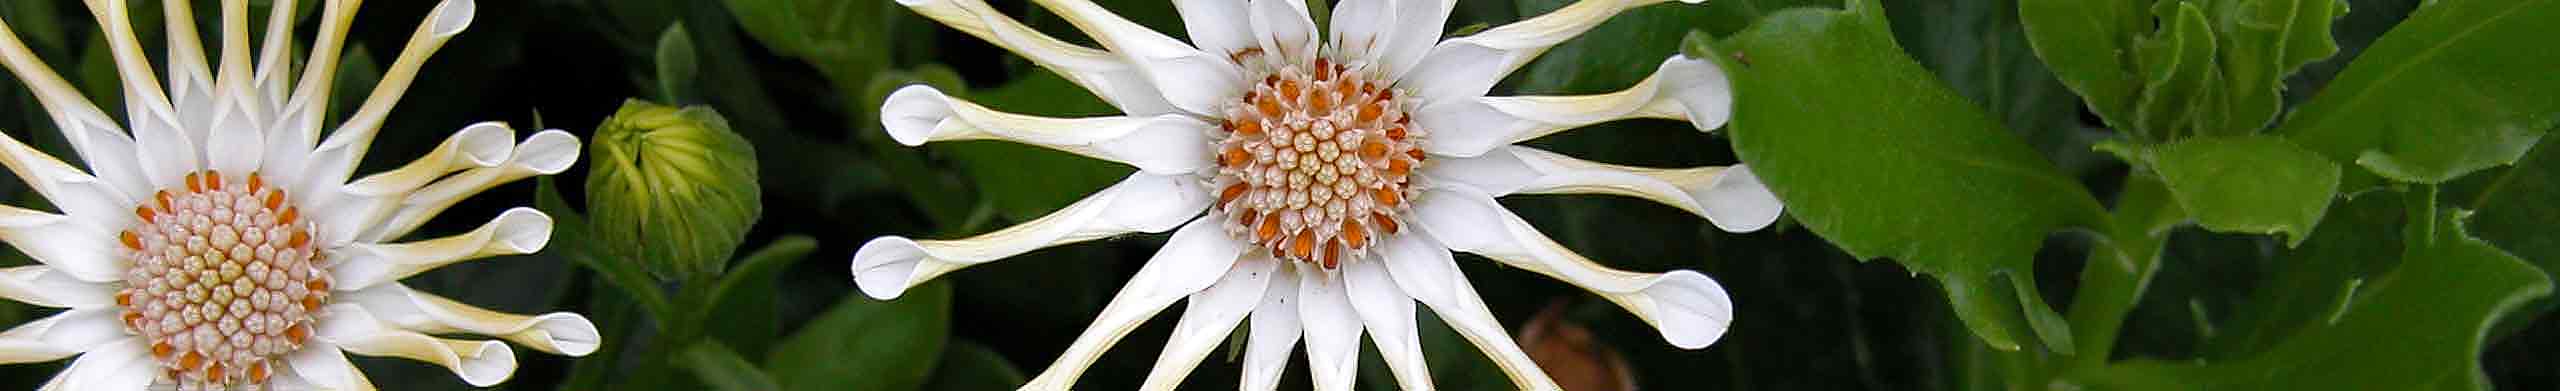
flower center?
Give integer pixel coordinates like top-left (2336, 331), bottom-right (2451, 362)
top-left (115, 170), bottom-right (329, 388)
top-left (1212, 57), bottom-right (1428, 269)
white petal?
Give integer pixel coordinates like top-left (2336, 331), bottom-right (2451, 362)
top-left (275, 0), bottom-right (367, 157)
top-left (1342, 258), bottom-right (1431, 389)
top-left (0, 21), bottom-right (151, 198)
top-left (354, 130), bottom-right (577, 243)
top-left (0, 309), bottom-right (129, 364)
top-left (85, 0), bottom-right (196, 190)
top-left (0, 266), bottom-right (115, 308)
top-left (1173, 0), bottom-right (1256, 62)
top-left (1415, 55), bottom-right (1732, 156)
top-left (1023, 216), bottom-right (1253, 390)
top-left (896, 0), bottom-right (1179, 115)
top-left (1327, 0), bottom-right (1397, 65)
top-left (159, 0), bottom-right (216, 140)
top-left (1035, 0), bottom-right (1246, 115)
top-left (36, 337), bottom-right (151, 391)
top-left (332, 208), bottom-right (551, 289)
top-left (0, 205), bottom-right (122, 283)
top-left (1139, 255), bottom-right (1278, 391)
top-left (0, 129), bottom-right (136, 227)
top-left (318, 304), bottom-right (519, 387)
top-left (204, 89), bottom-right (272, 176)
top-left (1374, 232), bottom-right (1558, 389)
top-left (211, 0), bottom-right (256, 94)
top-left (1296, 267), bottom-right (1365, 391)
top-left (251, 0), bottom-right (302, 113)
top-left (1425, 146), bottom-right (1781, 232)
top-left (1239, 264), bottom-right (1303, 391)
top-left (342, 283), bottom-right (601, 356)
top-left (304, 0), bottom-right (477, 202)
top-left (285, 341), bottom-right (380, 391)
top-left (1399, 0), bottom-right (1694, 106)
top-left (343, 122), bottom-right (517, 197)
top-left (1248, 0), bottom-right (1318, 67)
top-left (881, 85), bottom-right (1213, 175)
top-left (1411, 185), bottom-right (1734, 349)
top-left (851, 173), bottom-right (1209, 299)
top-left (1378, 0), bottom-right (1457, 81)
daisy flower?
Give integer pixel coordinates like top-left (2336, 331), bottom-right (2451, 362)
top-left (0, 0), bottom-right (597, 389)
top-left (858, 0), bottom-right (1779, 389)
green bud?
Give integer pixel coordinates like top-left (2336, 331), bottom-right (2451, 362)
top-left (588, 100), bottom-right (763, 281)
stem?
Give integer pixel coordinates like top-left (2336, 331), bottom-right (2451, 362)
top-left (2063, 173), bottom-right (2179, 369)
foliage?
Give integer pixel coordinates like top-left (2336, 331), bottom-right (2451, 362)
top-left (0, 0), bottom-right (2545, 389)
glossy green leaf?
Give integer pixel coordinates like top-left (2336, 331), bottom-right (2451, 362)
top-left (656, 23), bottom-right (701, 103)
top-left (1705, 0), bottom-right (2108, 352)
top-left (2275, 0), bottom-right (2559, 184)
top-left (589, 101), bottom-right (767, 281)
top-left (722, 0), bottom-right (892, 122)
top-left (2018, 0), bottom-right (2144, 132)
top-left (678, 341), bottom-right (783, 391)
top-left (2131, 3), bottom-right (2225, 139)
top-left (765, 281), bottom-right (952, 391)
top-left (2198, 190), bottom-right (2401, 358)
top-left (2104, 135), bottom-right (2340, 245)
top-left (2464, 139), bottom-right (2560, 321)
top-left (923, 340), bottom-right (1026, 391)
top-left (2067, 196), bottom-right (2552, 389)
top-left (2210, 0), bottom-right (2347, 134)
top-left (1886, 0), bottom-right (2112, 177)
top-left (691, 236), bottom-right (817, 357)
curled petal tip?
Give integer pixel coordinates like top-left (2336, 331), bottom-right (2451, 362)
top-left (880, 85), bottom-right (951, 147)
top-left (489, 208), bottom-right (554, 254)
top-left (430, 0), bottom-right (477, 38)
top-left (513, 130), bottom-right (581, 175)
top-left (451, 123), bottom-right (519, 168)
top-left (1700, 165), bottom-right (1782, 233)
top-left (850, 236), bottom-right (928, 300)
top-left (1647, 270), bottom-right (1733, 349)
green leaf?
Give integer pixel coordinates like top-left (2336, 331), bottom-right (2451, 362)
top-left (922, 340), bottom-right (1026, 391)
top-left (2019, 0), bottom-right (2145, 132)
top-left (656, 23), bottom-right (701, 103)
top-left (2463, 139), bottom-right (2560, 323)
top-left (589, 101), bottom-right (766, 281)
top-left (2103, 135), bottom-right (2341, 245)
top-left (2197, 190), bottom-right (2400, 358)
top-left (764, 281), bottom-right (952, 391)
top-left (689, 236), bottom-right (817, 357)
top-left (2067, 194), bottom-right (2553, 389)
top-left (1705, 0), bottom-right (2108, 352)
top-left (0, 1), bottom-right (65, 53)
top-left (2130, 3), bottom-right (2226, 139)
top-left (2209, 0), bottom-right (2347, 134)
top-left (722, 0), bottom-right (891, 121)
top-left (678, 341), bottom-right (783, 391)
top-left (2275, 0), bottom-right (2559, 184)
top-left (1513, 0), bottom-right (1830, 93)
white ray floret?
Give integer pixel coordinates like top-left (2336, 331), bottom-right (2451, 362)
top-left (0, 0), bottom-right (598, 389)
top-left (866, 0), bottom-right (1781, 389)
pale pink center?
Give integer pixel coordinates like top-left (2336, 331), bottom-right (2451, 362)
top-left (116, 170), bottom-right (330, 388)
top-left (1212, 57), bottom-right (1428, 269)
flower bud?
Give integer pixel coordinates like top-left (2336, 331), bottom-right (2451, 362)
top-left (588, 100), bottom-right (763, 281)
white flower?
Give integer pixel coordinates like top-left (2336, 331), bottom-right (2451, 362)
top-left (0, 0), bottom-right (597, 389)
top-left (859, 0), bottom-right (1779, 390)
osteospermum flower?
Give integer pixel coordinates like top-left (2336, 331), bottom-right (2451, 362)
top-left (862, 0), bottom-right (1779, 389)
top-left (0, 0), bottom-right (596, 389)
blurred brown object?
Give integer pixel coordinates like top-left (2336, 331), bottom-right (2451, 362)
top-left (1519, 298), bottom-right (1639, 391)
